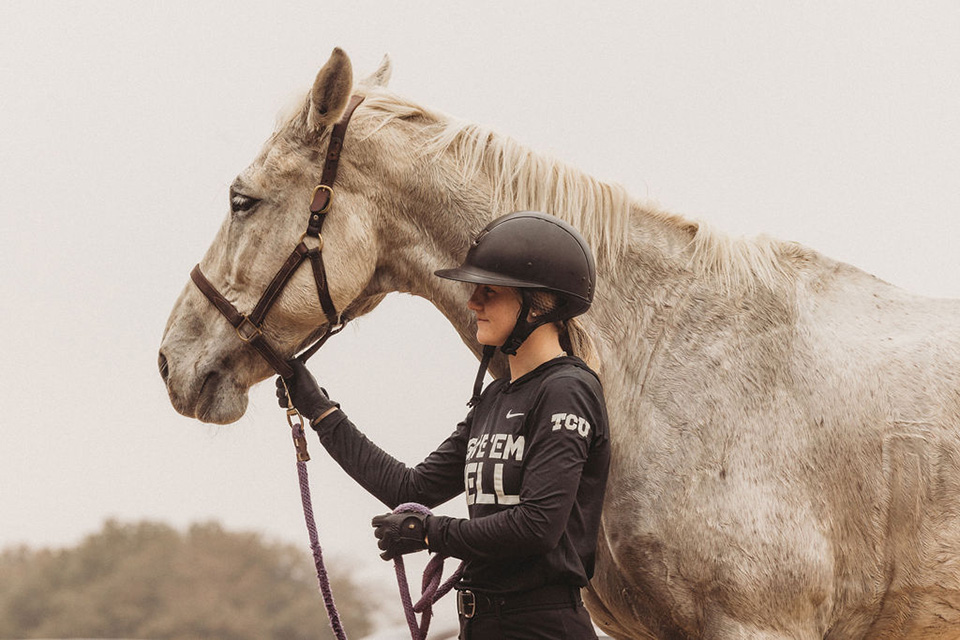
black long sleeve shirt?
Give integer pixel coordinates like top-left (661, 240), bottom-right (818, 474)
top-left (312, 355), bottom-right (610, 594)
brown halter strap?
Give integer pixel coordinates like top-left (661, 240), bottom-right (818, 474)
top-left (190, 94), bottom-right (365, 380)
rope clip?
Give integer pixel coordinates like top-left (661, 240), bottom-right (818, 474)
top-left (288, 410), bottom-right (311, 462)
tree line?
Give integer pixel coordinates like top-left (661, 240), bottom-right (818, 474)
top-left (0, 519), bottom-right (376, 639)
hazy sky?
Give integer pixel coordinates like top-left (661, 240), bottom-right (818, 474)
top-left (2, 0), bottom-right (958, 616)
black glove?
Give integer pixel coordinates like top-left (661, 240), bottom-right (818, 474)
top-left (371, 511), bottom-right (429, 561)
top-left (275, 359), bottom-right (339, 422)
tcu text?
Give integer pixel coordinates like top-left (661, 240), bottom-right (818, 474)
top-left (551, 413), bottom-right (591, 438)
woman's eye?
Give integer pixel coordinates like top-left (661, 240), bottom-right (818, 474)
top-left (230, 192), bottom-right (260, 214)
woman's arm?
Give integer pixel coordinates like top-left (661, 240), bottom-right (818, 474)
top-left (279, 361), bottom-right (469, 510)
top-left (313, 409), bottom-right (469, 510)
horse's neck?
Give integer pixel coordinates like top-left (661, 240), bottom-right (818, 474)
top-left (362, 111), bottom-right (701, 365)
top-left (585, 206), bottom-right (699, 366)
top-left (388, 185), bottom-right (696, 371)
top-left (367, 176), bottom-right (489, 360)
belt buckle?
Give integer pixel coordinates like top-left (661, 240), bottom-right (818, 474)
top-left (457, 589), bottom-right (476, 619)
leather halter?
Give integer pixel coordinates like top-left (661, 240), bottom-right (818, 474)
top-left (190, 95), bottom-right (365, 380)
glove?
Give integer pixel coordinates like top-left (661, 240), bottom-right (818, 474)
top-left (371, 511), bottom-right (428, 561)
top-left (275, 359), bottom-right (339, 422)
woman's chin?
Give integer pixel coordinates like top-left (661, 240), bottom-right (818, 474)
top-left (475, 324), bottom-right (500, 347)
top-left (475, 333), bottom-right (500, 348)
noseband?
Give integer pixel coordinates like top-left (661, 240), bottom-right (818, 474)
top-left (190, 95), bottom-right (365, 379)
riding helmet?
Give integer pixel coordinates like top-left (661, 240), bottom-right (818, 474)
top-left (435, 210), bottom-right (595, 318)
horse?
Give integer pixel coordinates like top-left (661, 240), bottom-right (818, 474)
top-left (158, 49), bottom-right (960, 639)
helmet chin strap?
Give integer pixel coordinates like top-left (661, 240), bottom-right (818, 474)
top-left (467, 292), bottom-right (570, 406)
top-left (468, 345), bottom-right (497, 407)
top-left (499, 294), bottom-right (534, 356)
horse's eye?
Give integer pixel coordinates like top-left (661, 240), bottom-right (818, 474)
top-left (230, 192), bottom-right (260, 214)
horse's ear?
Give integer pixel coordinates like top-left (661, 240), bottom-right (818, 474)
top-left (308, 47), bottom-right (354, 131)
top-left (361, 54), bottom-right (392, 88)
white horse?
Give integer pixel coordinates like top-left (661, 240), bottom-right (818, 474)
top-left (159, 49), bottom-right (960, 639)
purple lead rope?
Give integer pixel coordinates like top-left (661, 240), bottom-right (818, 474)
top-left (295, 451), bottom-right (348, 640)
top-left (291, 421), bottom-right (463, 640)
top-left (392, 503), bottom-right (465, 640)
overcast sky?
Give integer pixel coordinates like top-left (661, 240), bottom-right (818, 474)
top-left (1, 0), bottom-right (958, 622)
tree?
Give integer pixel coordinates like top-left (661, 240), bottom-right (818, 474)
top-left (0, 519), bottom-right (376, 640)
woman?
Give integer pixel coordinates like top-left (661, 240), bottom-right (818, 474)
top-left (278, 211), bottom-right (610, 639)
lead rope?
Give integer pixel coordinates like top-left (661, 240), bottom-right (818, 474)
top-left (281, 380), bottom-right (462, 640)
top-left (390, 503), bottom-right (464, 640)
top-left (281, 387), bottom-right (348, 640)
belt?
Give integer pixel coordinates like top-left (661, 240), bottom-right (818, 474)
top-left (456, 584), bottom-right (582, 618)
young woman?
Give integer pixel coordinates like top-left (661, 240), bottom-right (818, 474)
top-left (278, 211), bottom-right (610, 639)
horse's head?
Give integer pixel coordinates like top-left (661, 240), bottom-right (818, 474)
top-left (159, 49), bottom-right (419, 424)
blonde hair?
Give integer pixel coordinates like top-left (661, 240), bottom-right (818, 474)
top-left (528, 291), bottom-right (601, 373)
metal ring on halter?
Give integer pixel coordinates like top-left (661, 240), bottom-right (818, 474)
top-left (299, 231), bottom-right (324, 251)
top-left (311, 184), bottom-right (333, 214)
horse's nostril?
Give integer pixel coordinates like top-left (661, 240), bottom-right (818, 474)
top-left (158, 351), bottom-right (170, 383)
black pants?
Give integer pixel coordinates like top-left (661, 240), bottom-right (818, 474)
top-left (459, 602), bottom-right (598, 639)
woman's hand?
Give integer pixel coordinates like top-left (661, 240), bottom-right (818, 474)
top-left (371, 511), bottom-right (429, 560)
top-left (275, 359), bottom-right (339, 421)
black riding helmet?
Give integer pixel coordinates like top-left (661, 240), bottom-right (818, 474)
top-left (435, 211), bottom-right (596, 404)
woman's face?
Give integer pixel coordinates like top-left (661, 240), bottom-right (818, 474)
top-left (467, 284), bottom-right (521, 347)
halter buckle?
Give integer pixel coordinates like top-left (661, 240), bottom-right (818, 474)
top-left (310, 184), bottom-right (333, 215)
top-left (236, 316), bottom-right (262, 343)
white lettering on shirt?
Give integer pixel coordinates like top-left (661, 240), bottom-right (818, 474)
top-left (489, 433), bottom-right (506, 459)
top-left (475, 434), bottom-right (490, 459)
top-left (464, 461), bottom-right (478, 505)
top-left (467, 435), bottom-right (524, 461)
top-left (503, 434), bottom-right (524, 460)
top-left (465, 461), bottom-right (520, 506)
top-left (494, 463), bottom-right (520, 505)
top-left (464, 432), bottom-right (525, 505)
top-left (551, 413), bottom-right (591, 438)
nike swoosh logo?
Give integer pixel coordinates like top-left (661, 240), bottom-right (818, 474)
top-left (506, 411), bottom-right (525, 419)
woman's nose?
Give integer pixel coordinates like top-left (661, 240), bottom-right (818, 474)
top-left (467, 286), bottom-right (483, 311)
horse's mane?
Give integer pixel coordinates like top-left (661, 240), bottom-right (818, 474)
top-left (360, 91), bottom-right (635, 261)
top-left (353, 90), bottom-right (807, 291)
